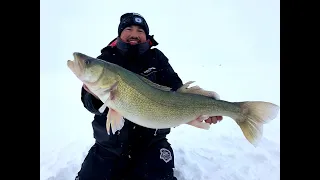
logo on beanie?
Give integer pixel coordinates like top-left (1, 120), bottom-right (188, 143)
top-left (134, 17), bottom-right (143, 23)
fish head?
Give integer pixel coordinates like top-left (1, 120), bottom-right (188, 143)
top-left (67, 52), bottom-right (105, 84)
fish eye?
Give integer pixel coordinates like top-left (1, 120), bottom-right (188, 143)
top-left (85, 59), bottom-right (90, 65)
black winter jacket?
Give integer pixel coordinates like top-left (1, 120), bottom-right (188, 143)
top-left (80, 38), bottom-right (183, 156)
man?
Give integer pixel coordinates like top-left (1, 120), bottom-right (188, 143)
top-left (76, 12), bottom-right (223, 180)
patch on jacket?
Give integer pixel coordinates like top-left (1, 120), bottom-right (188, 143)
top-left (159, 148), bottom-right (172, 163)
top-left (141, 67), bottom-right (157, 76)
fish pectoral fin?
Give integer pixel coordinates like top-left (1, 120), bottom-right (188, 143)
top-left (109, 81), bottom-right (119, 91)
top-left (106, 108), bottom-right (125, 135)
top-left (100, 80), bottom-right (119, 90)
top-left (109, 81), bottom-right (118, 100)
top-left (102, 81), bottom-right (119, 101)
top-left (187, 115), bottom-right (211, 130)
top-left (177, 81), bottom-right (220, 100)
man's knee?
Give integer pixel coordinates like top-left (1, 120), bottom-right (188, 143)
top-left (75, 144), bottom-right (119, 180)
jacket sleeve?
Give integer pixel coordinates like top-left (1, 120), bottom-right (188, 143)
top-left (80, 54), bottom-right (109, 115)
top-left (156, 50), bottom-right (183, 91)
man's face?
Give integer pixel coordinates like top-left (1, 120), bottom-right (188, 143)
top-left (120, 25), bottom-right (147, 45)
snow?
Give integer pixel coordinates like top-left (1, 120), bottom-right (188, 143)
top-left (40, 0), bottom-right (279, 179)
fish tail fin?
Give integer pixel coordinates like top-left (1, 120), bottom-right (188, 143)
top-left (235, 101), bottom-right (279, 147)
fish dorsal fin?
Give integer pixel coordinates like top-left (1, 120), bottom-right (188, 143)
top-left (137, 74), bottom-right (172, 91)
top-left (177, 81), bottom-right (220, 100)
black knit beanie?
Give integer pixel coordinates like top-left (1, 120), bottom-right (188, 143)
top-left (118, 13), bottom-right (149, 37)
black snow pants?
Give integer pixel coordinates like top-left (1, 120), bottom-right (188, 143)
top-left (75, 140), bottom-right (177, 180)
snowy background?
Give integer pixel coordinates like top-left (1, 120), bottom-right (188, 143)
top-left (40, 0), bottom-right (280, 180)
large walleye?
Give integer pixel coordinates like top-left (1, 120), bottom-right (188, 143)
top-left (67, 52), bottom-right (280, 147)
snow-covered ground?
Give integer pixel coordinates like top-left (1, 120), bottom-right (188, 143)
top-left (40, 61), bottom-right (280, 180)
top-left (40, 0), bottom-right (279, 179)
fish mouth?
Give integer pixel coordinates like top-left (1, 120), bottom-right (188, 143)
top-left (67, 52), bottom-right (87, 78)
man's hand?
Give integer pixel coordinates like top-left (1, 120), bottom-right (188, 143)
top-left (204, 116), bottom-right (223, 124)
top-left (186, 115), bottom-right (223, 129)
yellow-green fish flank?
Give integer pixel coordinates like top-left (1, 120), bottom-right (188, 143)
top-left (67, 52), bottom-right (280, 147)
